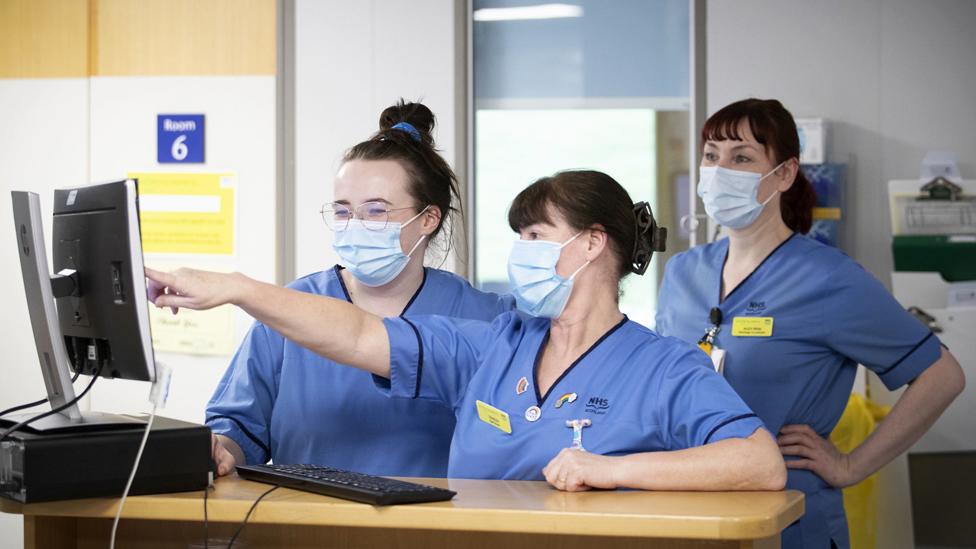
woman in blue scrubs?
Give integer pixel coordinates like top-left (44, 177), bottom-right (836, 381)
top-left (204, 101), bottom-right (513, 478)
top-left (655, 98), bottom-right (966, 548)
top-left (147, 170), bottom-right (787, 492)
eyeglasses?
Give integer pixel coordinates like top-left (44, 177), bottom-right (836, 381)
top-left (319, 201), bottom-right (421, 231)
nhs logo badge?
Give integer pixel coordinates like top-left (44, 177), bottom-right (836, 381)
top-left (745, 301), bottom-right (767, 314)
top-left (157, 114), bottom-right (205, 163)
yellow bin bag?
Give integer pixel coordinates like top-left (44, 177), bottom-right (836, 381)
top-left (829, 392), bottom-right (891, 549)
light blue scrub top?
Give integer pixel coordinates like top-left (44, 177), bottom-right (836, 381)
top-left (655, 234), bottom-right (942, 549)
top-left (206, 265), bottom-right (514, 477)
top-left (377, 312), bottom-right (766, 480)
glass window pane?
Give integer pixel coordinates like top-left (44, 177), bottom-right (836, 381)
top-left (474, 0), bottom-right (689, 101)
top-left (472, 0), bottom-right (691, 328)
top-left (475, 109), bottom-right (658, 326)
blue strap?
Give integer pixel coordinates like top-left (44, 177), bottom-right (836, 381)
top-left (391, 122), bottom-right (422, 142)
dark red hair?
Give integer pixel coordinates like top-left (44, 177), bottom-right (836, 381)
top-left (701, 98), bottom-right (816, 234)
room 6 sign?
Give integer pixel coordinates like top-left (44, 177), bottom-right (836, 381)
top-left (157, 114), bottom-right (205, 163)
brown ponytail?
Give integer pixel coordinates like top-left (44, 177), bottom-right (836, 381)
top-left (780, 168), bottom-right (816, 234)
top-left (344, 99), bottom-right (462, 246)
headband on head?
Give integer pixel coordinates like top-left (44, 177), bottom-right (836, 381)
top-left (630, 201), bottom-right (666, 275)
top-left (390, 122), bottom-right (422, 142)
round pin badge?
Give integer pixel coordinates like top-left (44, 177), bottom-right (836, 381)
top-left (524, 405), bottom-right (541, 422)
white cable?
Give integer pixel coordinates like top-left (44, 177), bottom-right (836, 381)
top-left (109, 404), bottom-right (157, 549)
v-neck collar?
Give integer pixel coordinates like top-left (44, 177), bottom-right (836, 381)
top-left (530, 316), bottom-right (629, 407)
top-left (717, 232), bottom-right (797, 305)
top-left (333, 264), bottom-right (428, 317)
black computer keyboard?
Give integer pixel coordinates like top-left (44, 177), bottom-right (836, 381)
top-left (235, 464), bottom-right (456, 505)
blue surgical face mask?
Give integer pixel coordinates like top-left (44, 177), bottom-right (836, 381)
top-left (507, 232), bottom-right (589, 319)
top-left (332, 207), bottom-right (428, 287)
top-left (697, 162), bottom-right (785, 229)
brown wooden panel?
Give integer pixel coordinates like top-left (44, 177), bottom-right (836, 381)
top-left (24, 515), bottom-right (78, 549)
top-left (2, 476), bottom-right (803, 542)
top-left (76, 518), bottom-right (768, 549)
top-left (92, 0), bottom-right (276, 76)
top-left (0, 0), bottom-right (89, 78)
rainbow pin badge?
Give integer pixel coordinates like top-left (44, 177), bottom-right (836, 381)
top-left (554, 392), bottom-right (578, 409)
top-left (516, 376), bottom-right (529, 395)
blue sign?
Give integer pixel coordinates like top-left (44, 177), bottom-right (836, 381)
top-left (157, 114), bottom-right (205, 163)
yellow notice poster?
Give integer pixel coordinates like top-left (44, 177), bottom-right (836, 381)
top-left (130, 172), bottom-right (235, 255)
top-left (145, 262), bottom-right (237, 357)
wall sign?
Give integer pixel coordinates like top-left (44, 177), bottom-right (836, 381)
top-left (157, 114), bottom-right (205, 163)
top-left (130, 171), bottom-right (235, 255)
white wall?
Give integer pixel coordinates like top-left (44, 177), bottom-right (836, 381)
top-left (0, 78), bottom-right (90, 549)
top-left (707, 2), bottom-right (976, 547)
top-left (86, 75), bottom-right (277, 422)
top-left (707, 0), bottom-right (976, 288)
top-left (293, 0), bottom-right (462, 279)
top-left (0, 74), bottom-right (275, 549)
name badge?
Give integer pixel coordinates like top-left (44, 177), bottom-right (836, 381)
top-left (476, 400), bottom-right (512, 434)
top-left (732, 317), bottom-right (774, 337)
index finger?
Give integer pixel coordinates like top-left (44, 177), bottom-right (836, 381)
top-left (144, 267), bottom-right (177, 287)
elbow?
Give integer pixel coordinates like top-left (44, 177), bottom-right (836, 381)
top-left (764, 458), bottom-right (788, 491)
top-left (754, 445), bottom-right (787, 491)
top-left (912, 349), bottom-right (966, 411)
top-left (951, 359), bottom-right (966, 399)
top-left (749, 430), bottom-right (787, 491)
top-left (940, 349), bottom-right (967, 401)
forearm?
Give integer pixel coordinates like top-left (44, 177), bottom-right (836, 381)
top-left (232, 274), bottom-right (391, 377)
top-left (612, 430), bottom-right (786, 491)
top-left (848, 348), bottom-right (965, 482)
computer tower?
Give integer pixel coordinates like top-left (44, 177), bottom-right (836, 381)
top-left (0, 415), bottom-right (211, 503)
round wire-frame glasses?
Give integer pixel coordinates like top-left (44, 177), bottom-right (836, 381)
top-left (319, 201), bottom-right (420, 231)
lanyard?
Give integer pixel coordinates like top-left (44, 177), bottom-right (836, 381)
top-left (696, 307), bottom-right (724, 355)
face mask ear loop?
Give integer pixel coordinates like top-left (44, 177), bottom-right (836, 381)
top-left (406, 234), bottom-right (427, 258)
top-left (759, 160), bottom-right (789, 183)
top-left (402, 205), bottom-right (432, 258)
top-left (567, 260), bottom-right (591, 281)
top-left (559, 231), bottom-right (584, 248)
top-left (561, 230), bottom-right (592, 280)
top-left (756, 160), bottom-right (789, 207)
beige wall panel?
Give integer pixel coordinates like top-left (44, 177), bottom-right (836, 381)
top-left (0, 0), bottom-right (89, 78)
top-left (92, 0), bottom-right (275, 76)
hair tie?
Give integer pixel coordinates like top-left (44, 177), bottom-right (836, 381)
top-left (390, 122), bottom-right (422, 142)
top-left (631, 201), bottom-right (667, 275)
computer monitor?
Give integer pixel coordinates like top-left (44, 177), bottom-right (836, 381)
top-left (5, 179), bottom-right (155, 432)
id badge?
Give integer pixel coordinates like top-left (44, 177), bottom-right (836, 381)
top-left (710, 347), bottom-right (726, 375)
top-left (475, 400), bottom-right (512, 434)
top-left (731, 317), bottom-right (774, 337)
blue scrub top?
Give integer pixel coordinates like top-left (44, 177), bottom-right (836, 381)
top-left (378, 312), bottom-right (766, 480)
top-left (656, 234), bottom-right (942, 549)
top-left (206, 265), bottom-right (514, 477)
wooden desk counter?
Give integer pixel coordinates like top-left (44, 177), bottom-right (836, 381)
top-left (1, 475), bottom-right (804, 548)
